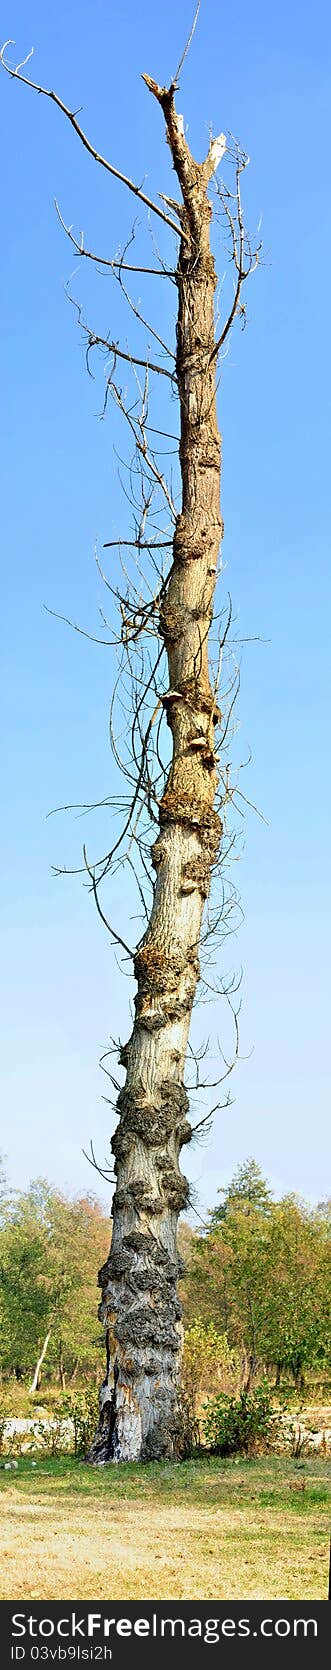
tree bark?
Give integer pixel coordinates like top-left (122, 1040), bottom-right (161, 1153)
top-left (88, 85), bottom-right (225, 1464)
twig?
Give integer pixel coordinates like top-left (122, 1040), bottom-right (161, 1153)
top-left (172, 1), bottom-right (201, 88)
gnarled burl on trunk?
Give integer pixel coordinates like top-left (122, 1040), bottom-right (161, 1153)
top-left (88, 80), bottom-right (227, 1464)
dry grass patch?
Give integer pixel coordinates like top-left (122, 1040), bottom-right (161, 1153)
top-left (0, 1454), bottom-right (330, 1601)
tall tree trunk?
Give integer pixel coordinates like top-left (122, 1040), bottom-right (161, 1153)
top-left (292, 1357), bottom-right (305, 1394)
top-left (58, 1340), bottom-right (66, 1391)
top-left (29, 1329), bottom-right (52, 1395)
top-left (88, 86), bottom-right (225, 1464)
top-left (241, 1353), bottom-right (258, 1394)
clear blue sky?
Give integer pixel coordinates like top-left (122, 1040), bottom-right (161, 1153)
top-left (1, 0), bottom-right (330, 1219)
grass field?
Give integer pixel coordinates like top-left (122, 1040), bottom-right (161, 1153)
top-left (1, 1453), bottom-right (330, 1601)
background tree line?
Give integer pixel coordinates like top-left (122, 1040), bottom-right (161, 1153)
top-left (182, 1159), bottom-right (331, 1401)
top-left (0, 1164), bottom-right (109, 1392)
top-left (0, 1157), bottom-right (330, 1401)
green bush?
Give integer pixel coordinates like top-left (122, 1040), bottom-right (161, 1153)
top-left (59, 1388), bottom-right (99, 1458)
top-left (0, 1389), bottom-right (99, 1462)
top-left (35, 1389), bottom-right (99, 1458)
top-left (203, 1381), bottom-right (273, 1456)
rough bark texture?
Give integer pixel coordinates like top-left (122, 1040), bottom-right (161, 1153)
top-left (88, 84), bottom-right (224, 1464)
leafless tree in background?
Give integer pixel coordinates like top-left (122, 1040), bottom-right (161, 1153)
top-left (1, 7), bottom-right (260, 1462)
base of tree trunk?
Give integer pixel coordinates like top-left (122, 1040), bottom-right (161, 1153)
top-left (87, 1357), bottom-right (181, 1464)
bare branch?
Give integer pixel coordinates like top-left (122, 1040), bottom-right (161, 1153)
top-left (64, 285), bottom-right (174, 380)
top-left (172, 1), bottom-right (201, 88)
top-left (43, 603), bottom-right (116, 646)
top-left (0, 41), bottom-right (181, 235)
top-left (54, 201), bottom-right (176, 276)
top-left (103, 538), bottom-right (173, 550)
top-left (110, 381), bottom-right (177, 520)
top-left (82, 845), bottom-right (133, 959)
top-left (82, 1138), bottom-right (115, 1184)
top-left (113, 227), bottom-right (175, 362)
top-left (211, 145), bottom-right (262, 358)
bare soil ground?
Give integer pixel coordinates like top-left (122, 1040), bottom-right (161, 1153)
top-left (0, 1454), bottom-right (330, 1601)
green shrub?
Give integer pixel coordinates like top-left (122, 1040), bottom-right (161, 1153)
top-left (59, 1388), bottom-right (99, 1458)
top-left (203, 1381), bottom-right (273, 1456)
top-left (27, 1390), bottom-right (99, 1459)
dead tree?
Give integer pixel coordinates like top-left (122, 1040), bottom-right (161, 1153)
top-left (1, 19), bottom-right (260, 1462)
